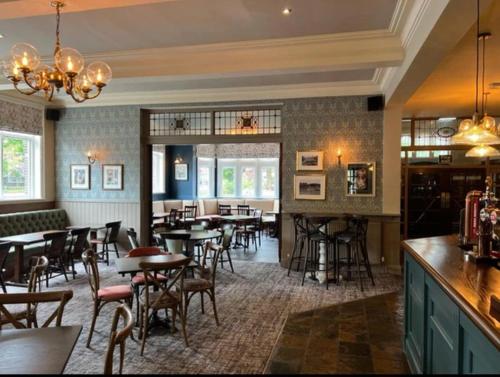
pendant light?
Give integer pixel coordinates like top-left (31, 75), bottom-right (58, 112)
top-left (452, 0), bottom-right (500, 146)
top-left (465, 144), bottom-right (500, 157)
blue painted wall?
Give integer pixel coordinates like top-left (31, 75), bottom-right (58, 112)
top-left (166, 145), bottom-right (196, 199)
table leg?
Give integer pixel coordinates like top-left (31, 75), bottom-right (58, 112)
top-left (317, 225), bottom-right (327, 284)
top-left (13, 245), bottom-right (25, 283)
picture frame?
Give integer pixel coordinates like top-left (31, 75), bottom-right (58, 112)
top-left (346, 162), bottom-right (376, 197)
top-left (70, 164), bottom-right (90, 190)
top-left (296, 151), bottom-right (324, 171)
top-left (102, 164), bottom-right (124, 190)
top-left (439, 154), bottom-right (452, 164)
top-left (175, 163), bottom-right (189, 181)
top-left (294, 175), bottom-right (326, 200)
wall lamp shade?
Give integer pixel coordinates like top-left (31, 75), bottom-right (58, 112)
top-left (87, 151), bottom-right (97, 164)
top-left (465, 144), bottom-right (500, 157)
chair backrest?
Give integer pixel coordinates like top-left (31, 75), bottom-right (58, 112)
top-left (69, 227), bottom-right (90, 257)
top-left (43, 231), bottom-right (69, 258)
top-left (293, 214), bottom-right (307, 236)
top-left (354, 217), bottom-right (369, 239)
top-left (162, 233), bottom-right (190, 254)
top-left (0, 290), bottom-right (73, 328)
top-left (27, 256), bottom-right (49, 293)
top-left (237, 205), bottom-right (250, 215)
top-left (191, 221), bottom-right (208, 231)
top-left (0, 241), bottom-right (12, 273)
top-left (81, 250), bottom-right (100, 301)
top-left (253, 209), bottom-right (263, 225)
top-left (127, 247), bottom-right (163, 257)
top-left (221, 224), bottom-right (235, 250)
top-left (168, 209), bottom-right (178, 223)
top-left (139, 257), bottom-right (191, 310)
top-left (127, 228), bottom-right (139, 249)
top-left (104, 221), bottom-right (122, 243)
top-left (184, 205), bottom-right (197, 219)
top-left (218, 204), bottom-right (232, 215)
top-left (200, 241), bottom-right (223, 286)
top-left (104, 304), bottom-right (134, 375)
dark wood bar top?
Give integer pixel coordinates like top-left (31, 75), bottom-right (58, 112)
top-left (402, 235), bottom-right (500, 349)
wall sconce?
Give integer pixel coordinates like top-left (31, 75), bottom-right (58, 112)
top-left (337, 149), bottom-right (342, 166)
top-left (174, 154), bottom-right (183, 164)
top-left (87, 151), bottom-right (97, 165)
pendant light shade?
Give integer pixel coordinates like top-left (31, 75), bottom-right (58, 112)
top-left (452, 124), bottom-right (500, 145)
top-left (465, 144), bottom-right (500, 157)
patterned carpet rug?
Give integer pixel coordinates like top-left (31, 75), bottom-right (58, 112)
top-left (25, 260), bottom-right (402, 374)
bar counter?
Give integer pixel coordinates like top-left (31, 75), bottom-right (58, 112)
top-left (402, 235), bottom-right (499, 374)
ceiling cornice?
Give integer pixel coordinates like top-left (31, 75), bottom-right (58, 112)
top-left (52, 80), bottom-right (381, 108)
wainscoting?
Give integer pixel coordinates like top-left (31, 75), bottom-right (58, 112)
top-left (56, 200), bottom-right (140, 246)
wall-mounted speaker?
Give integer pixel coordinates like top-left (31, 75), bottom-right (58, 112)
top-left (45, 109), bottom-right (60, 121)
top-left (367, 95), bottom-right (384, 111)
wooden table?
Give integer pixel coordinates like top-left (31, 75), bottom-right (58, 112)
top-left (162, 229), bottom-right (222, 241)
top-left (115, 253), bottom-right (189, 274)
top-left (0, 325), bottom-right (82, 374)
top-left (0, 230), bottom-right (63, 283)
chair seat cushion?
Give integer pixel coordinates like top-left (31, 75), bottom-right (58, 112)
top-left (183, 278), bottom-right (212, 291)
top-left (98, 285), bottom-right (133, 301)
top-left (131, 272), bottom-right (168, 285)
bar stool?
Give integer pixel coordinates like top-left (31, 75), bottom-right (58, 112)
top-left (301, 216), bottom-right (336, 290)
top-left (287, 214), bottom-right (307, 276)
top-left (335, 216), bottom-right (375, 291)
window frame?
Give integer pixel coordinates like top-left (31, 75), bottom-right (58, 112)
top-left (196, 157), bottom-right (215, 198)
top-left (152, 149), bottom-right (166, 194)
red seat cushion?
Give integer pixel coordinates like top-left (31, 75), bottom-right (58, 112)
top-left (97, 285), bottom-right (133, 301)
top-left (127, 247), bottom-right (164, 257)
top-left (131, 272), bottom-right (168, 285)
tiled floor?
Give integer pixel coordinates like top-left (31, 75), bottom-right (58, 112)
top-left (265, 292), bottom-right (409, 374)
top-left (230, 233), bottom-right (279, 263)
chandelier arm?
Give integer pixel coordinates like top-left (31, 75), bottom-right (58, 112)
top-left (13, 80), bottom-right (38, 96)
top-left (83, 86), bottom-right (103, 100)
top-left (45, 85), bottom-right (55, 101)
top-left (21, 70), bottom-right (43, 92)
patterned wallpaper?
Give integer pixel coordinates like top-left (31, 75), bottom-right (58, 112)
top-left (281, 96), bottom-right (383, 214)
top-left (0, 99), bottom-right (43, 135)
top-left (55, 95), bottom-right (383, 214)
top-left (55, 106), bottom-right (140, 201)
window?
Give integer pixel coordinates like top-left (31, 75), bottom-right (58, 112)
top-left (152, 149), bottom-right (165, 193)
top-left (197, 158), bottom-right (214, 198)
top-left (220, 165), bottom-right (236, 197)
top-left (217, 158), bottom-right (279, 198)
top-left (0, 131), bottom-right (41, 200)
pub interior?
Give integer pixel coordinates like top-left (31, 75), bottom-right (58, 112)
top-left (0, 0), bottom-right (498, 375)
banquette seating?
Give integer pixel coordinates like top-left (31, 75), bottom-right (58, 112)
top-left (0, 209), bottom-right (68, 276)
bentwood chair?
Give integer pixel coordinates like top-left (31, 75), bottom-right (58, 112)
top-left (287, 214), bottom-right (307, 276)
top-left (81, 250), bottom-right (133, 348)
top-left (68, 227), bottom-right (90, 279)
top-left (218, 224), bottom-right (236, 273)
top-left (0, 290), bottom-right (73, 329)
top-left (182, 241), bottom-right (222, 330)
top-left (127, 228), bottom-right (139, 249)
top-left (182, 206), bottom-right (198, 229)
top-left (218, 204), bottom-right (232, 216)
top-left (138, 257), bottom-right (191, 354)
top-left (0, 241), bottom-right (12, 293)
top-left (0, 256), bottom-right (48, 329)
top-left (43, 230), bottom-right (70, 287)
top-left (127, 247), bottom-right (169, 321)
top-left (91, 221), bottom-right (122, 266)
top-left (104, 304), bottom-right (134, 375)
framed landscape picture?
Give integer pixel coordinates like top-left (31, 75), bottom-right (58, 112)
top-left (102, 164), bottom-right (124, 190)
top-left (70, 164), bottom-right (90, 190)
top-left (346, 162), bottom-right (376, 196)
top-left (294, 175), bottom-right (326, 200)
top-left (296, 151), bottom-right (324, 171)
top-left (175, 163), bottom-right (189, 181)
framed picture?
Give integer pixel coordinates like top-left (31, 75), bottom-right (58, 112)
top-left (175, 163), bottom-right (188, 181)
top-left (296, 151), bottom-right (324, 171)
top-left (102, 164), bottom-right (124, 190)
top-left (70, 164), bottom-right (90, 190)
top-left (346, 162), bottom-right (376, 196)
top-left (294, 175), bottom-right (326, 200)
top-left (439, 154), bottom-right (452, 164)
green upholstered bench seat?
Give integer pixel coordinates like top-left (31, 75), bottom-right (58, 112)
top-left (0, 209), bottom-right (68, 277)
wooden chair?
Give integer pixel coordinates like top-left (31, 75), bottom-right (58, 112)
top-left (68, 227), bottom-right (90, 279)
top-left (0, 290), bottom-right (73, 329)
top-left (43, 230), bottom-right (69, 287)
top-left (104, 304), bottom-right (134, 375)
top-left (237, 204), bottom-right (250, 215)
top-left (0, 256), bottom-right (48, 329)
top-left (81, 249), bottom-right (133, 348)
top-left (191, 221), bottom-right (209, 262)
top-left (127, 247), bottom-right (169, 322)
top-left (218, 224), bottom-right (235, 273)
top-left (247, 209), bottom-right (263, 247)
top-left (90, 221), bottom-right (122, 266)
top-left (138, 257), bottom-right (191, 355)
top-left (182, 241), bottom-right (222, 330)
top-left (162, 233), bottom-right (190, 255)
top-left (181, 206), bottom-right (198, 229)
top-left (127, 228), bottom-right (139, 249)
top-left (218, 204), bottom-right (232, 216)
top-left (0, 241), bottom-right (12, 293)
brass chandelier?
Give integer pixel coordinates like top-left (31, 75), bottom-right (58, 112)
top-left (2, 1), bottom-right (112, 103)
